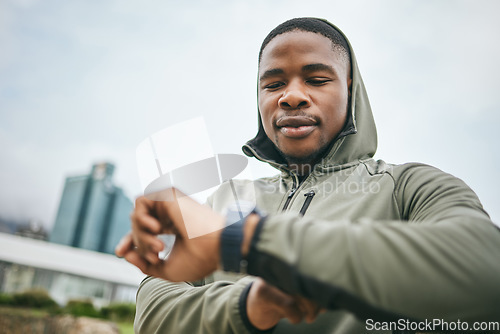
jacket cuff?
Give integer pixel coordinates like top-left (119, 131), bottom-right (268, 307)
top-left (220, 217), bottom-right (245, 272)
top-left (220, 210), bottom-right (266, 273)
top-left (238, 281), bottom-right (277, 333)
top-left (245, 216), bottom-right (267, 276)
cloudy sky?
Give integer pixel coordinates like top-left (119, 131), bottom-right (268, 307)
top-left (1, 0), bottom-right (499, 231)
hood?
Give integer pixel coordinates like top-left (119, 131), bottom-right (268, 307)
top-left (242, 19), bottom-right (377, 172)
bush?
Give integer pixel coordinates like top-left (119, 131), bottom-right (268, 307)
top-left (101, 303), bottom-right (135, 323)
top-left (0, 293), bottom-right (13, 305)
top-left (65, 299), bottom-right (101, 318)
top-left (11, 289), bottom-right (58, 311)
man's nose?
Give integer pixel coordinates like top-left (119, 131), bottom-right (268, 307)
top-left (278, 82), bottom-right (311, 109)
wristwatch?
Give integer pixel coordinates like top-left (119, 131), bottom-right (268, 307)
top-left (220, 207), bottom-right (262, 273)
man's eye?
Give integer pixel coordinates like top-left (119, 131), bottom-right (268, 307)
top-left (307, 79), bottom-right (331, 86)
top-left (265, 82), bottom-right (284, 90)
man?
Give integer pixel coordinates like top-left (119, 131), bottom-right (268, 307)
top-left (116, 18), bottom-right (500, 333)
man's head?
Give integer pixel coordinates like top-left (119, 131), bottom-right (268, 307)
top-left (258, 18), bottom-right (351, 70)
top-left (257, 18), bottom-right (352, 174)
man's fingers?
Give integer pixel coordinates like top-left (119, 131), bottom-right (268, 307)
top-left (134, 196), bottom-right (155, 214)
top-left (131, 226), bottom-right (164, 253)
top-left (295, 296), bottom-right (322, 323)
top-left (125, 251), bottom-right (177, 281)
top-left (260, 281), bottom-right (303, 324)
top-left (276, 297), bottom-right (303, 324)
top-left (115, 233), bottom-right (133, 257)
top-left (116, 231), bottom-right (163, 265)
top-left (251, 279), bottom-right (323, 325)
top-left (131, 210), bottom-right (164, 235)
top-left (123, 249), bottom-right (153, 275)
top-left (123, 247), bottom-right (171, 278)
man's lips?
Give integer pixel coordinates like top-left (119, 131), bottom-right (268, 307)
top-left (276, 116), bottom-right (317, 128)
top-left (275, 116), bottom-right (317, 138)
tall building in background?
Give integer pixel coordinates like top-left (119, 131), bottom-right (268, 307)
top-left (50, 163), bottom-right (133, 254)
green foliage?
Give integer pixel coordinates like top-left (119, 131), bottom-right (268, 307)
top-left (11, 289), bottom-right (59, 312)
top-left (101, 303), bottom-right (136, 323)
top-left (118, 321), bottom-right (135, 334)
top-left (0, 290), bottom-right (136, 324)
top-left (0, 293), bottom-right (13, 305)
top-left (65, 299), bottom-right (101, 318)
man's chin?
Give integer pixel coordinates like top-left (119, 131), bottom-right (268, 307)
top-left (273, 132), bottom-right (333, 164)
top-left (278, 149), bottom-right (322, 166)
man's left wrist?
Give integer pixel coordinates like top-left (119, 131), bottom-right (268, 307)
top-left (220, 209), bottom-right (262, 273)
top-left (241, 213), bottom-right (260, 257)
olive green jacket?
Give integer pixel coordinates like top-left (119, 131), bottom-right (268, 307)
top-left (134, 20), bottom-right (500, 334)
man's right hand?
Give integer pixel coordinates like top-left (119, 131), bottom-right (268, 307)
top-left (115, 193), bottom-right (225, 282)
top-left (247, 278), bottom-right (323, 330)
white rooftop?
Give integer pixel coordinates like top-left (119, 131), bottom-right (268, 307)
top-left (0, 232), bottom-right (145, 287)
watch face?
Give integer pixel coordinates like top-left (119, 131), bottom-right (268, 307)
top-left (158, 234), bottom-right (176, 260)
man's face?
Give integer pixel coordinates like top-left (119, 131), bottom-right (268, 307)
top-left (258, 31), bottom-right (352, 166)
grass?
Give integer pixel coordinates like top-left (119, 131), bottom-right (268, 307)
top-left (0, 305), bottom-right (49, 318)
top-left (0, 306), bottom-right (135, 334)
top-left (117, 322), bottom-right (134, 334)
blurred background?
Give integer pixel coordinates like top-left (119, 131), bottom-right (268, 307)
top-left (1, 0), bottom-right (499, 332)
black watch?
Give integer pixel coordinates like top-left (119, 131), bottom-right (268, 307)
top-left (220, 208), bottom-right (262, 273)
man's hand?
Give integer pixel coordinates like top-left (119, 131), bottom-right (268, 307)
top-left (247, 278), bottom-right (323, 330)
top-left (115, 190), bottom-right (225, 282)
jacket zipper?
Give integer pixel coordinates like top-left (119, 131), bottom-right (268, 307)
top-left (282, 187), bottom-right (297, 211)
top-left (299, 190), bottom-right (316, 216)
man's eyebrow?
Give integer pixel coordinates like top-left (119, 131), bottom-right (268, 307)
top-left (302, 63), bottom-right (336, 75)
top-left (259, 64), bottom-right (336, 82)
top-left (259, 68), bottom-right (284, 82)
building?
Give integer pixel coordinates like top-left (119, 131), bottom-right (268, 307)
top-left (0, 233), bottom-right (144, 308)
top-left (50, 163), bottom-right (133, 254)
top-left (16, 219), bottom-right (48, 241)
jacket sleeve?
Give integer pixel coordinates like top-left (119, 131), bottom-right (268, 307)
top-left (244, 164), bottom-right (500, 323)
top-left (134, 275), bottom-right (255, 334)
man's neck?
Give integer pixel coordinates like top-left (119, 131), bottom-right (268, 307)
top-left (287, 162), bottom-right (315, 178)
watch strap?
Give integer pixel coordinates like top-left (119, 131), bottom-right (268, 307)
top-left (220, 208), bottom-right (261, 273)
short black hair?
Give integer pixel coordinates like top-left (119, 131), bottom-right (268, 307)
top-left (258, 17), bottom-right (351, 69)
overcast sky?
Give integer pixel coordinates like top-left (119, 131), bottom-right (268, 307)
top-left (1, 0), bottom-right (499, 230)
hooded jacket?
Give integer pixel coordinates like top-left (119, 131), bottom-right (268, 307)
top-left (134, 20), bottom-right (500, 334)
